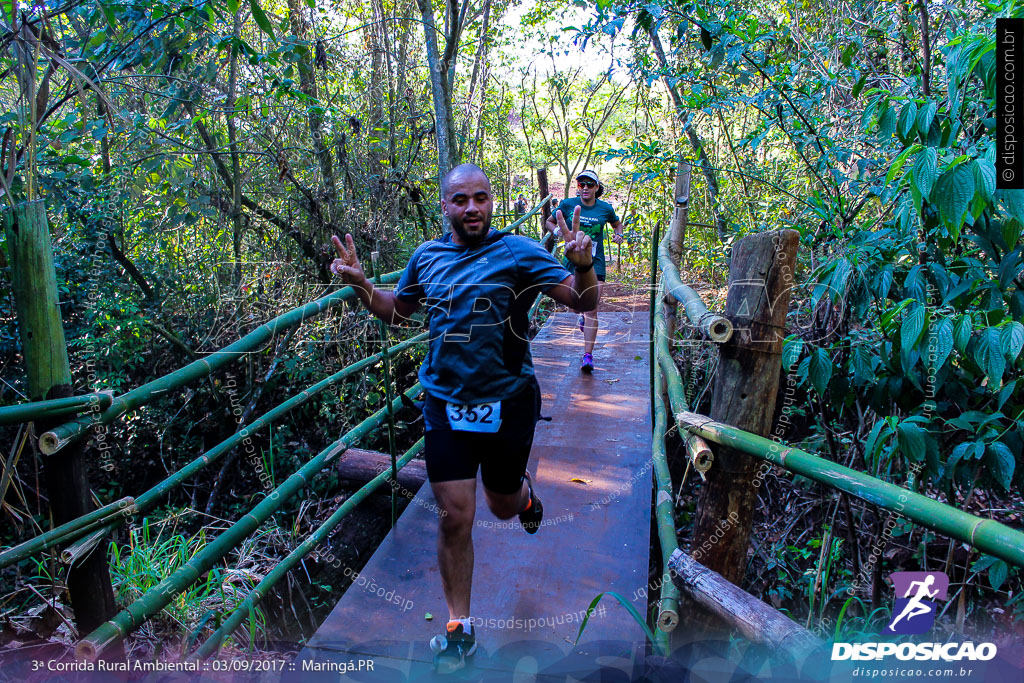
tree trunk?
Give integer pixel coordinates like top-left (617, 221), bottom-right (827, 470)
top-left (416, 0), bottom-right (459, 189)
top-left (4, 202), bottom-right (120, 643)
top-left (226, 9), bottom-right (243, 285)
top-left (457, 0), bottom-right (492, 159)
top-left (287, 0), bottom-right (338, 234)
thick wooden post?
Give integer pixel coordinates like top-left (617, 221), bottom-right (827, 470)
top-left (669, 160), bottom-right (690, 268)
top-left (664, 160), bottom-right (692, 341)
top-left (691, 229), bottom-right (799, 586)
top-left (537, 168), bottom-right (554, 252)
top-left (4, 202), bottom-right (119, 639)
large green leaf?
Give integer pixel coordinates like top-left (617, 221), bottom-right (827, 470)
top-left (912, 148), bottom-right (938, 199)
top-left (901, 303), bottom-right (926, 351)
top-left (877, 105), bottom-right (897, 140)
top-left (897, 101), bottom-right (918, 140)
top-left (249, 0), bottom-right (275, 38)
top-left (948, 442), bottom-right (973, 471)
top-left (928, 317), bottom-right (955, 371)
top-left (1001, 321), bottom-right (1024, 363)
top-left (782, 335), bottom-right (803, 371)
top-left (897, 422), bottom-right (927, 462)
top-left (936, 164), bottom-right (975, 239)
top-left (954, 315), bottom-right (973, 353)
top-left (851, 344), bottom-right (874, 385)
top-left (987, 441), bottom-right (1015, 491)
top-left (989, 559), bottom-right (1009, 591)
top-left (851, 75), bottom-right (867, 99)
top-left (974, 327), bottom-right (1005, 387)
top-left (916, 100), bottom-right (937, 135)
top-left (973, 159), bottom-right (996, 201)
top-left (865, 418), bottom-right (895, 466)
top-left (809, 347), bottom-right (833, 396)
top-left (1001, 189), bottom-right (1024, 223)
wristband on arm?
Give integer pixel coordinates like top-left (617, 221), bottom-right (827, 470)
top-left (574, 261), bottom-right (594, 274)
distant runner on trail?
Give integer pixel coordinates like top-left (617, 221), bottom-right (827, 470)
top-left (329, 163), bottom-right (598, 673)
top-left (545, 169), bottom-right (624, 373)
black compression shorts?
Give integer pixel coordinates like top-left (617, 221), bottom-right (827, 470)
top-left (422, 379), bottom-right (542, 494)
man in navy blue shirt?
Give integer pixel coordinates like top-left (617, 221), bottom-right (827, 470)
top-left (330, 163), bottom-right (598, 672)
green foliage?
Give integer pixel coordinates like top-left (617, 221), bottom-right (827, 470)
top-left (108, 515), bottom-right (265, 642)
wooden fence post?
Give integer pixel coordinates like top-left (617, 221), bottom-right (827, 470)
top-left (669, 159), bottom-right (690, 269)
top-left (4, 202), bottom-right (120, 640)
top-left (537, 168), bottom-right (554, 252)
top-left (691, 229), bottom-right (799, 586)
top-left (665, 160), bottom-right (691, 341)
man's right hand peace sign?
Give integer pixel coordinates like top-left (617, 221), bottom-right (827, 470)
top-left (556, 206), bottom-right (593, 269)
top-left (330, 234), bottom-right (369, 290)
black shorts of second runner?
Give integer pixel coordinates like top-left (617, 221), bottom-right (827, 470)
top-left (422, 380), bottom-right (542, 495)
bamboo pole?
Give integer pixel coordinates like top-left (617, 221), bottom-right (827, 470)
top-left (652, 328), bottom-right (680, 638)
top-left (658, 231), bottom-right (732, 343)
top-left (653, 292), bottom-right (714, 473)
top-left (649, 223), bottom-right (659, 425)
top-left (0, 392), bottom-right (113, 426)
top-left (672, 410), bottom-right (1024, 569)
top-left (5, 332), bottom-right (428, 562)
top-left (62, 522), bottom-right (118, 566)
top-left (501, 194), bottom-right (552, 236)
top-left (40, 272), bottom-right (405, 455)
top-left (76, 383), bottom-right (425, 660)
top-left (684, 434), bottom-right (714, 479)
top-left (190, 438), bottom-right (426, 660)
top-left (370, 252), bottom-right (399, 527)
top-left (0, 497), bottom-right (133, 568)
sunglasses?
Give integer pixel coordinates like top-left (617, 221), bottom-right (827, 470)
top-left (577, 180), bottom-right (596, 188)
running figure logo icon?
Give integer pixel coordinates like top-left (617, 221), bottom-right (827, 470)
top-left (885, 571), bottom-right (949, 635)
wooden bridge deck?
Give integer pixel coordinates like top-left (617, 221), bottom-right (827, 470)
top-left (291, 311), bottom-right (653, 681)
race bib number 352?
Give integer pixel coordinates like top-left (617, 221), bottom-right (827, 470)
top-left (446, 401), bottom-right (502, 433)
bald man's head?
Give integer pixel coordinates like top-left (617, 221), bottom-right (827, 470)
top-left (440, 163), bottom-right (493, 245)
top-left (441, 163), bottom-right (491, 201)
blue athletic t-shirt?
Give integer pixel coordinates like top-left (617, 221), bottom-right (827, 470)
top-left (553, 197), bottom-right (619, 278)
top-left (395, 230), bottom-right (570, 404)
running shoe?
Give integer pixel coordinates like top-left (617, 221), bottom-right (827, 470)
top-left (580, 352), bottom-right (594, 373)
top-left (430, 620), bottom-right (477, 673)
top-left (518, 470), bottom-right (544, 534)
top-left (578, 314), bottom-right (585, 333)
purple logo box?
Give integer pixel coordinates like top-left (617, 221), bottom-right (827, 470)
top-left (885, 571), bottom-right (949, 635)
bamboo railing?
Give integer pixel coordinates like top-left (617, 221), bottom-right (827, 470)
top-left (0, 391), bottom-right (112, 425)
top-left (38, 273), bottom-right (404, 455)
top-left (650, 227), bottom-right (1024, 655)
top-left (0, 194), bottom-right (562, 658)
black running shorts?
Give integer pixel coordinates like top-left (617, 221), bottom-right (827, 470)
top-left (422, 379), bottom-right (542, 494)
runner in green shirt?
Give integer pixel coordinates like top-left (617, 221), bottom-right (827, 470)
top-left (545, 170), bottom-right (624, 372)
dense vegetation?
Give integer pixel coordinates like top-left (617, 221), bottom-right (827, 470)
top-left (0, 0), bottom-right (1021, 658)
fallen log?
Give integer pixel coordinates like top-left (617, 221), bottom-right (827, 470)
top-left (667, 549), bottom-right (823, 663)
top-left (335, 447), bottom-right (427, 492)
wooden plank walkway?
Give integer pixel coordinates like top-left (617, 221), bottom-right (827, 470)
top-left (290, 312), bottom-right (653, 681)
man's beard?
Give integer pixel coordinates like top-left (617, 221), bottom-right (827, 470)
top-left (450, 213), bottom-right (491, 244)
